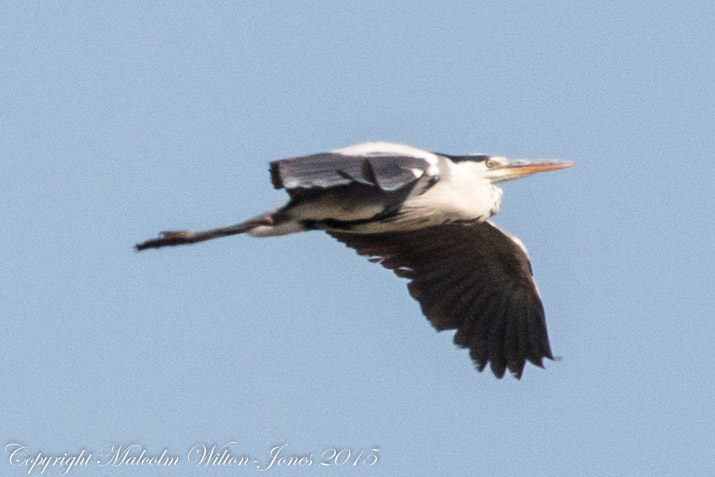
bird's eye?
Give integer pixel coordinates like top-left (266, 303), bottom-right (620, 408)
top-left (486, 159), bottom-right (496, 169)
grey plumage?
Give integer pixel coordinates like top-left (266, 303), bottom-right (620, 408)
top-left (271, 152), bottom-right (431, 192)
top-left (136, 142), bottom-right (572, 379)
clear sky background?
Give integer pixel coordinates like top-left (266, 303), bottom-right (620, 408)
top-left (2, 2), bottom-right (714, 476)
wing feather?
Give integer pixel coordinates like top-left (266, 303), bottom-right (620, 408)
top-left (329, 220), bottom-right (554, 379)
top-left (270, 152), bottom-right (431, 194)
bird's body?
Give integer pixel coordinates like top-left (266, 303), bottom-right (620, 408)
top-left (137, 142), bottom-right (572, 379)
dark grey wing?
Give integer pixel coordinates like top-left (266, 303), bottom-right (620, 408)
top-left (329, 221), bottom-right (553, 379)
top-left (270, 152), bottom-right (433, 195)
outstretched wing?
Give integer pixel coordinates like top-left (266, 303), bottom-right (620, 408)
top-left (270, 142), bottom-right (440, 196)
top-left (329, 220), bottom-right (553, 379)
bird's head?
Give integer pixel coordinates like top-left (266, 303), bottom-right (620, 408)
top-left (454, 155), bottom-right (574, 183)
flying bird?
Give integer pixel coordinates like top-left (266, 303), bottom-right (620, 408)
top-left (136, 142), bottom-right (572, 379)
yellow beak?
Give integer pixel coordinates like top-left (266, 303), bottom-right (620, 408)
top-left (494, 159), bottom-right (574, 182)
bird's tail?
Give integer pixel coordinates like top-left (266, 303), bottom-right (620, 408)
top-left (135, 213), bottom-right (275, 251)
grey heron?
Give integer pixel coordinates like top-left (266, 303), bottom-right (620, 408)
top-left (136, 142), bottom-right (572, 379)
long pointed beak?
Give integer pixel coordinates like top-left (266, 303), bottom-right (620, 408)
top-left (495, 159), bottom-right (574, 182)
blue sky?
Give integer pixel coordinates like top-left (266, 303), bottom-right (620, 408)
top-left (2, 2), bottom-right (714, 476)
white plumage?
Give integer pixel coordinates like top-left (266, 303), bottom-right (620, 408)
top-left (137, 142), bottom-right (572, 379)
